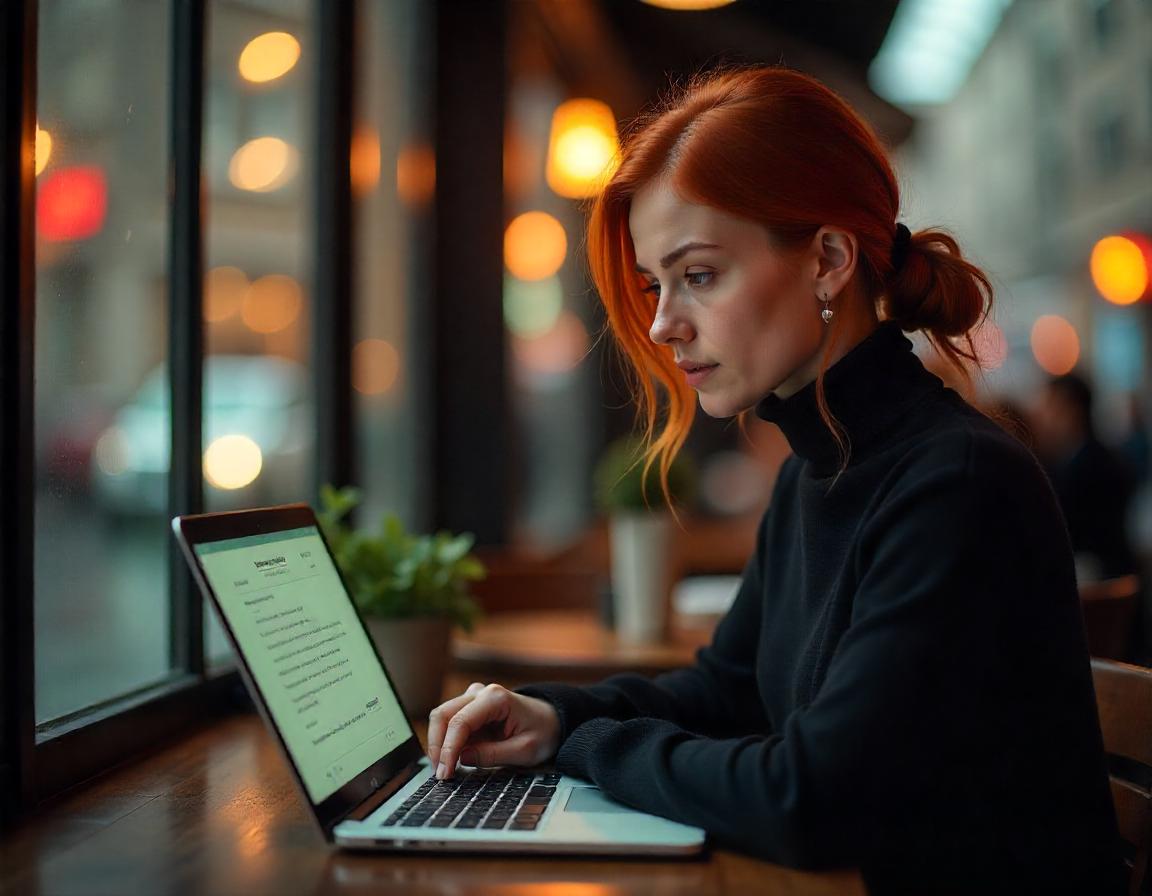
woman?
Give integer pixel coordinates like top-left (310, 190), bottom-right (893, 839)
top-left (428, 67), bottom-right (1124, 893)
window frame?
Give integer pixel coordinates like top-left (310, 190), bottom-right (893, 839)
top-left (0, 0), bottom-right (39, 830)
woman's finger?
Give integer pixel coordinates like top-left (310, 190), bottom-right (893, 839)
top-left (425, 682), bottom-right (486, 766)
top-left (436, 686), bottom-right (512, 778)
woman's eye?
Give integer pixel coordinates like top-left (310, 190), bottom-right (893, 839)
top-left (640, 281), bottom-right (661, 297)
top-left (686, 270), bottom-right (714, 287)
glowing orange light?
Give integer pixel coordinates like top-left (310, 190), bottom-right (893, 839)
top-left (238, 32), bottom-right (301, 84)
top-left (229, 137), bottom-right (297, 192)
top-left (37, 166), bottom-right (108, 242)
top-left (396, 143), bottom-right (436, 208)
top-left (511, 310), bottom-right (589, 376)
top-left (1031, 315), bottom-right (1080, 375)
top-left (504, 125), bottom-right (535, 204)
top-left (640, 0), bottom-right (738, 7)
top-left (350, 127), bottom-right (381, 197)
top-left (546, 99), bottom-right (620, 199)
top-left (971, 319), bottom-right (1008, 371)
top-left (35, 125), bottom-right (52, 176)
top-left (204, 266), bottom-right (249, 323)
top-left (504, 212), bottom-right (567, 281)
top-left (352, 338), bottom-right (401, 395)
top-left (242, 275), bottom-right (302, 334)
top-left (1091, 234), bottom-right (1151, 306)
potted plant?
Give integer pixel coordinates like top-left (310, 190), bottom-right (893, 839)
top-left (316, 484), bottom-right (485, 716)
top-left (593, 437), bottom-right (697, 643)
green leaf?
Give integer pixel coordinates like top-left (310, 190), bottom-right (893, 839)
top-left (318, 484), bottom-right (485, 630)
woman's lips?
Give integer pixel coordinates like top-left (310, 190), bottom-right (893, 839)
top-left (684, 364), bottom-right (718, 387)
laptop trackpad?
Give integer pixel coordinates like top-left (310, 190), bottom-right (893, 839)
top-left (564, 787), bottom-right (632, 814)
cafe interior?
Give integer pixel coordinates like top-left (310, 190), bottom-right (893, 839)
top-left (3, 0), bottom-right (1152, 892)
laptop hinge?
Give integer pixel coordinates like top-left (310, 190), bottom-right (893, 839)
top-left (344, 762), bottom-right (421, 823)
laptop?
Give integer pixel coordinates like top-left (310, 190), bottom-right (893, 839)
top-left (171, 502), bottom-right (706, 856)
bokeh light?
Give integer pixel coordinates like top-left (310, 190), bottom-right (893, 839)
top-left (511, 310), bottom-right (589, 376)
top-left (37, 166), bottom-right (108, 242)
top-left (396, 143), bottom-right (436, 208)
top-left (351, 127), bottom-right (381, 197)
top-left (1031, 315), bottom-right (1080, 375)
top-left (546, 99), bottom-right (620, 199)
top-left (352, 338), bottom-right (401, 395)
top-left (35, 125), bottom-right (52, 176)
top-left (242, 274), bottom-right (303, 334)
top-left (93, 426), bottom-right (129, 477)
top-left (504, 125), bottom-right (535, 203)
top-left (204, 266), bottom-right (249, 323)
top-left (1091, 234), bottom-right (1150, 306)
top-left (204, 435), bottom-right (263, 490)
top-left (229, 137), bottom-right (298, 192)
top-left (504, 211), bottom-right (567, 281)
top-left (238, 32), bottom-right (301, 84)
top-left (639, 0), bottom-right (738, 7)
top-left (504, 275), bottom-right (564, 338)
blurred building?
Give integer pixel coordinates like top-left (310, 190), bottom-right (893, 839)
top-left (892, 0), bottom-right (1152, 551)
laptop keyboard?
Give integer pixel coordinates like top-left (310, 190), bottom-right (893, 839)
top-left (382, 769), bottom-right (562, 832)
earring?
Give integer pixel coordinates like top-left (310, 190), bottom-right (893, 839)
top-left (819, 292), bottom-right (833, 324)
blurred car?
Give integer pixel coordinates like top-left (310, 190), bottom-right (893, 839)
top-left (91, 354), bottom-right (312, 516)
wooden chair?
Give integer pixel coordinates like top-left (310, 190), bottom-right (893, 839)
top-left (1081, 575), bottom-right (1141, 661)
top-left (1091, 658), bottom-right (1152, 894)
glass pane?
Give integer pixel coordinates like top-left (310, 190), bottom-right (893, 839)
top-left (203, 0), bottom-right (316, 663)
top-left (354, 0), bottom-right (427, 532)
top-left (502, 71), bottom-right (596, 549)
top-left (34, 0), bottom-right (173, 722)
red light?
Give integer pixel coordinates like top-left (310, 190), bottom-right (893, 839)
top-left (37, 166), bottom-right (108, 242)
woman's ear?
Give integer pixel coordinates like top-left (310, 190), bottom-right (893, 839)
top-left (811, 226), bottom-right (857, 298)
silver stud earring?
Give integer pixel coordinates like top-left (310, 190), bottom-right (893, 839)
top-left (819, 292), bottom-right (833, 324)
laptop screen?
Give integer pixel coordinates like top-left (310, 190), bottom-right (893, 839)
top-left (194, 524), bottom-right (413, 803)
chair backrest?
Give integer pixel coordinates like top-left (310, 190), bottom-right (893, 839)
top-left (1091, 658), bottom-right (1152, 895)
top-left (1081, 575), bottom-right (1140, 661)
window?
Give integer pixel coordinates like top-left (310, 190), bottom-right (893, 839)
top-left (1030, 22), bottom-right (1065, 113)
top-left (201, 0), bottom-right (317, 663)
top-left (1088, 0), bottom-right (1119, 51)
top-left (1035, 126), bottom-right (1070, 213)
top-left (1093, 106), bottom-right (1128, 175)
top-left (35, 0), bottom-right (175, 724)
top-left (353, 0), bottom-right (428, 533)
top-left (3, 0), bottom-right (436, 808)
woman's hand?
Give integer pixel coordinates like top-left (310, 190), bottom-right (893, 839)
top-left (426, 682), bottom-right (561, 779)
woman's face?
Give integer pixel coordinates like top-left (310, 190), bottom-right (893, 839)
top-left (628, 179), bottom-right (828, 418)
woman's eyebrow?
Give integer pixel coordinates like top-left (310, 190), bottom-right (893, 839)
top-left (634, 241), bottom-right (720, 274)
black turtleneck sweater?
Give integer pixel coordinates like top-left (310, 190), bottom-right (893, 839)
top-left (519, 322), bottom-right (1125, 894)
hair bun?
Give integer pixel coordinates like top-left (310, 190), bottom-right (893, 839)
top-left (886, 229), bottom-right (988, 340)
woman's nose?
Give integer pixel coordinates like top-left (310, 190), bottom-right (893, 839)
top-left (649, 299), bottom-right (693, 345)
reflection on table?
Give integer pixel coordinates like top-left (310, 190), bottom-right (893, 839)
top-left (452, 609), bottom-right (715, 686)
top-left (0, 713), bottom-right (867, 895)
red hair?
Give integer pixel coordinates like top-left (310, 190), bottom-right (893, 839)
top-left (586, 65), bottom-right (994, 506)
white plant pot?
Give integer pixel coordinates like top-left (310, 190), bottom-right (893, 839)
top-left (609, 511), bottom-right (673, 644)
top-left (363, 615), bottom-right (452, 717)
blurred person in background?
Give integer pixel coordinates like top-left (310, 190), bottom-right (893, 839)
top-left (426, 66), bottom-right (1124, 894)
top-left (1031, 372), bottom-right (1138, 581)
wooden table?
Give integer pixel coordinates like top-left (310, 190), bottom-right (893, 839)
top-left (0, 714), bottom-right (866, 895)
top-left (452, 610), bottom-right (716, 685)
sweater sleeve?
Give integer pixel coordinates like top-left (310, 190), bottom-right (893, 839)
top-left (516, 499), bottom-right (778, 741)
top-left (544, 437), bottom-right (1093, 871)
